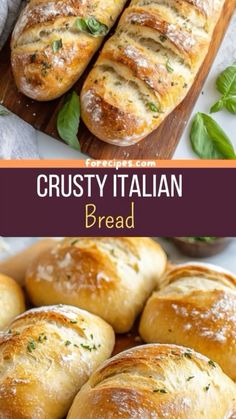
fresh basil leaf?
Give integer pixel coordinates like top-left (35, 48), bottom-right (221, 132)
top-left (224, 96), bottom-right (236, 114)
top-left (86, 17), bottom-right (108, 36)
top-left (57, 91), bottom-right (81, 151)
top-left (216, 64), bottom-right (236, 96)
top-left (210, 99), bottom-right (224, 113)
top-left (74, 17), bottom-right (108, 37)
top-left (190, 112), bottom-right (236, 159)
top-left (74, 17), bottom-right (89, 33)
top-left (52, 39), bottom-right (63, 53)
top-left (0, 110), bottom-right (10, 116)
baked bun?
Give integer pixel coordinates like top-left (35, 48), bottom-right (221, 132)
top-left (0, 305), bottom-right (115, 418)
top-left (139, 263), bottom-right (236, 380)
top-left (0, 273), bottom-right (25, 330)
top-left (25, 237), bottom-right (167, 333)
top-left (67, 344), bottom-right (236, 419)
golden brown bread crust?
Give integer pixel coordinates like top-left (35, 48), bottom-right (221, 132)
top-left (11, 0), bottom-right (127, 101)
top-left (0, 273), bottom-right (25, 330)
top-left (67, 344), bottom-right (236, 419)
top-left (25, 237), bottom-right (167, 333)
top-left (0, 305), bottom-right (115, 419)
top-left (139, 263), bottom-right (236, 380)
top-left (81, 0), bottom-right (225, 145)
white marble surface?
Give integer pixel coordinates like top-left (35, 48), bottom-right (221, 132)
top-left (36, 12), bottom-right (236, 160)
top-left (1, 237), bottom-right (236, 273)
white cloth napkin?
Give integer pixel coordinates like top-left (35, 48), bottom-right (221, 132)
top-left (0, 0), bottom-right (8, 41)
top-left (0, 107), bottom-right (39, 159)
top-left (0, 1), bottom-right (39, 159)
top-left (0, 0), bottom-right (22, 49)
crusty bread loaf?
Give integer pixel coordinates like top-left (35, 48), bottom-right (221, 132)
top-left (0, 305), bottom-right (115, 418)
top-left (139, 263), bottom-right (236, 380)
top-left (67, 344), bottom-right (236, 419)
top-left (0, 273), bottom-right (25, 330)
top-left (11, 0), bottom-right (127, 101)
top-left (25, 237), bottom-right (167, 333)
top-left (81, 0), bottom-right (225, 145)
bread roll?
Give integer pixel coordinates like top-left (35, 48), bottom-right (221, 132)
top-left (25, 237), bottom-right (167, 333)
top-left (0, 305), bottom-right (115, 418)
top-left (139, 263), bottom-right (236, 380)
top-left (0, 273), bottom-right (25, 330)
top-left (0, 238), bottom-right (55, 286)
top-left (81, 0), bottom-right (225, 145)
top-left (11, 0), bottom-right (127, 101)
top-left (67, 344), bottom-right (236, 419)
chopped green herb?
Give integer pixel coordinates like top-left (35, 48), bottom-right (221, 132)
top-left (90, 334), bottom-right (94, 340)
top-left (65, 340), bottom-right (71, 346)
top-left (153, 388), bottom-right (168, 394)
top-left (80, 343), bottom-right (99, 351)
top-left (147, 102), bottom-right (159, 112)
top-left (52, 39), bottom-right (63, 53)
top-left (208, 360), bottom-right (216, 368)
top-left (184, 351), bottom-right (192, 359)
top-left (81, 343), bottom-right (92, 351)
top-left (204, 384), bottom-right (210, 392)
top-left (38, 333), bottom-right (47, 343)
top-left (166, 59), bottom-right (174, 73)
top-left (27, 340), bottom-right (36, 353)
top-left (70, 320), bottom-right (78, 324)
top-left (71, 239), bottom-right (79, 245)
top-left (186, 376), bottom-right (194, 381)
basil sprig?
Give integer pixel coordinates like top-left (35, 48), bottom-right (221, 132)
top-left (74, 17), bottom-right (109, 37)
top-left (190, 112), bottom-right (236, 159)
top-left (210, 63), bottom-right (236, 114)
top-left (57, 91), bottom-right (81, 151)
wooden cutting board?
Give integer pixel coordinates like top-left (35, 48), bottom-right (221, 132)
top-left (0, 1), bottom-right (234, 159)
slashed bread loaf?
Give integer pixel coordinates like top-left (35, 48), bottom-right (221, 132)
top-left (67, 344), bottom-right (236, 419)
top-left (81, 0), bottom-right (225, 145)
top-left (11, 0), bottom-right (127, 101)
top-left (0, 305), bottom-right (115, 418)
top-left (0, 273), bottom-right (25, 330)
top-left (25, 237), bottom-right (167, 333)
top-left (139, 263), bottom-right (236, 380)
